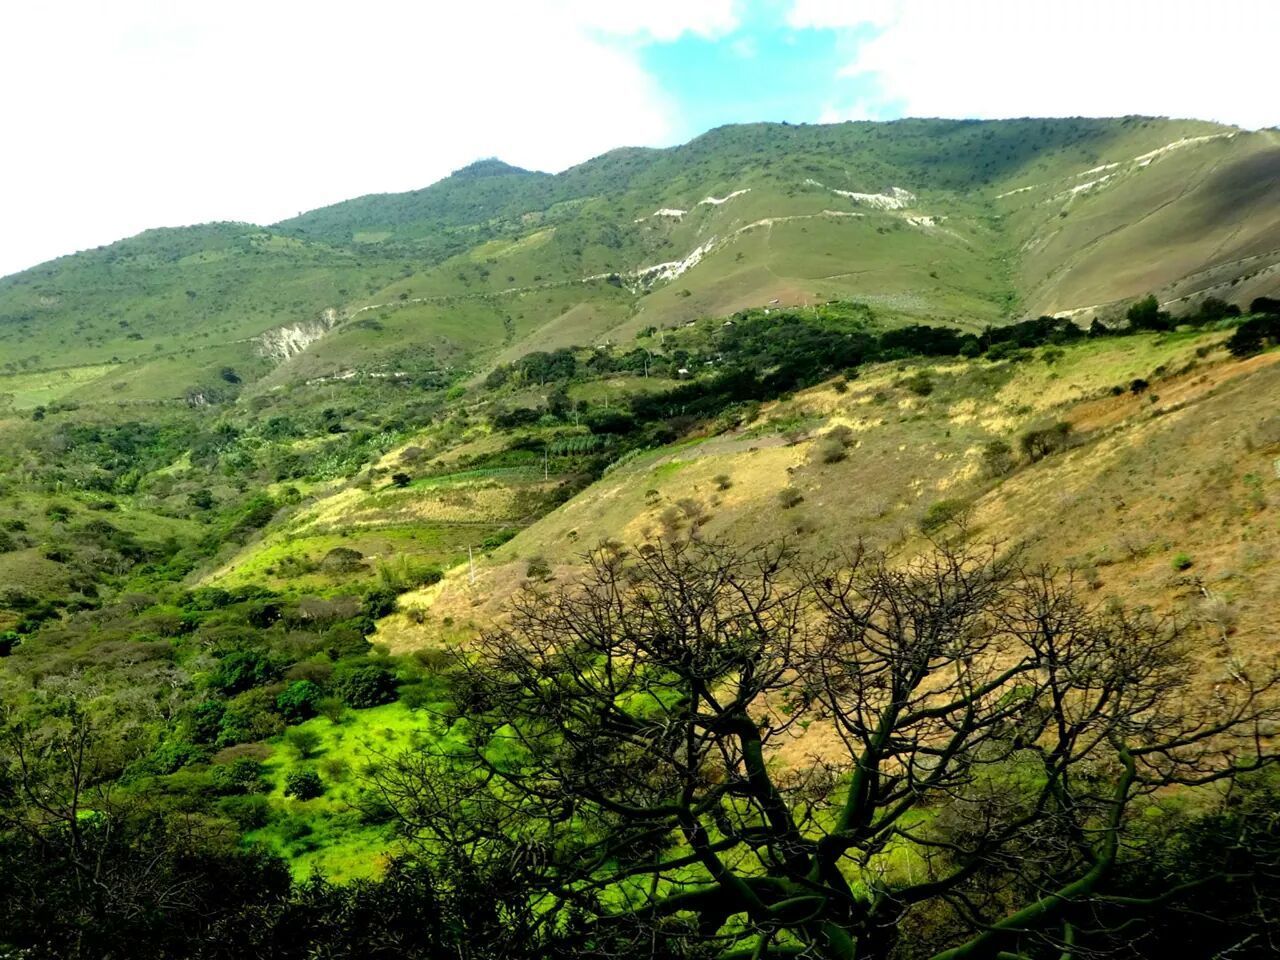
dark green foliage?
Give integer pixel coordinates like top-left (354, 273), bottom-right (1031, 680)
top-left (321, 546), bottom-right (365, 573)
top-left (1019, 421), bottom-right (1072, 462)
top-left (283, 768), bottom-right (324, 800)
top-left (210, 757), bottom-right (267, 794)
top-left (1127, 294), bottom-right (1173, 331)
top-left (275, 680), bottom-right (322, 722)
top-left (919, 498), bottom-right (967, 533)
top-left (1227, 315), bottom-right (1280, 357)
top-left (980, 438), bottom-right (1015, 477)
top-left (208, 649), bottom-right (280, 695)
top-left (332, 664), bottom-right (398, 708)
top-left (1250, 296), bottom-right (1280, 315)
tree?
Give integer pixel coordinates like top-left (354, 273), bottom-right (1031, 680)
top-left (1126, 295), bottom-right (1171, 331)
top-left (276, 680), bottom-right (322, 722)
top-left (332, 664), bottom-right (398, 708)
top-left (372, 538), bottom-right (1280, 960)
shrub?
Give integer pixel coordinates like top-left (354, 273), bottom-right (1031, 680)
top-left (1227, 315), bottom-right (1280, 357)
top-left (218, 794), bottom-right (272, 830)
top-left (321, 547), bottom-right (365, 574)
top-left (713, 474), bottom-right (733, 491)
top-left (525, 556), bottom-right (552, 580)
top-left (1019, 422), bottom-right (1072, 463)
top-left (903, 372), bottom-right (934, 396)
top-left (317, 697), bottom-right (347, 724)
top-left (217, 689), bottom-right (285, 747)
top-left (980, 439), bottom-right (1014, 478)
top-left (1126, 294), bottom-right (1172, 331)
top-left (332, 664), bottom-right (398, 708)
top-left (390, 472), bottom-right (412, 488)
top-left (276, 680), bottom-right (322, 722)
top-left (777, 487), bottom-right (804, 509)
top-left (283, 727), bottom-right (323, 760)
top-left (1172, 553), bottom-right (1194, 572)
top-left (211, 757), bottom-right (267, 794)
top-left (283, 769), bottom-right (324, 800)
top-left (818, 436), bottom-right (848, 463)
top-left (920, 499), bottom-right (967, 535)
top-left (208, 649), bottom-right (279, 695)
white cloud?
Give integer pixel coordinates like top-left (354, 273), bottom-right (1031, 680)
top-left (574, 0), bottom-right (740, 41)
top-left (0, 1), bottom-right (736, 277)
top-left (794, 0), bottom-right (1280, 132)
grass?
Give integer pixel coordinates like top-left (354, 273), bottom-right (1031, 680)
top-left (246, 702), bottom-right (444, 880)
top-left (0, 363), bottom-right (117, 409)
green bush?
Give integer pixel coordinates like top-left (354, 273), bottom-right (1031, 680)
top-left (208, 649), bottom-right (280, 695)
top-left (276, 680), bottom-right (322, 722)
top-left (283, 769), bottom-right (324, 800)
top-left (210, 757), bottom-right (266, 794)
top-left (1172, 553), bottom-right (1194, 572)
top-left (283, 727), bottom-right (323, 760)
top-left (920, 499), bottom-right (967, 535)
top-left (1019, 422), bottom-right (1072, 463)
top-left (332, 663), bottom-right (398, 708)
top-left (980, 439), bottom-right (1014, 478)
top-left (218, 794), bottom-right (272, 830)
top-left (777, 487), bottom-right (804, 509)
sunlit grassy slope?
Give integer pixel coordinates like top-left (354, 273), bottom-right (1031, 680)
top-left (374, 329), bottom-right (1280, 670)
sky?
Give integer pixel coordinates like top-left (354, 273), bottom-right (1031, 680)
top-left (2, 0), bottom-right (1277, 278)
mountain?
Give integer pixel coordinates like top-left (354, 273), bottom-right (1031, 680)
top-left (3, 116), bottom-right (1280, 943)
top-left (3, 117), bottom-right (1278, 411)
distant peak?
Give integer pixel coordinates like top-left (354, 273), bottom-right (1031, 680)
top-left (450, 158), bottom-right (537, 180)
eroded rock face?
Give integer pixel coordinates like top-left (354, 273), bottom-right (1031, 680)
top-left (256, 308), bottom-right (338, 360)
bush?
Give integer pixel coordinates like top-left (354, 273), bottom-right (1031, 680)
top-left (208, 649), bottom-right (280, 695)
top-left (525, 556), bottom-right (552, 580)
top-left (317, 697), bottom-right (347, 724)
top-left (332, 664), bottom-right (398, 708)
top-left (903, 372), bottom-right (934, 396)
top-left (1227, 315), bottom-right (1280, 358)
top-left (218, 794), bottom-right (272, 830)
top-left (1019, 422), bottom-right (1072, 463)
top-left (390, 472), bottom-right (412, 488)
top-left (321, 547), bottom-right (365, 574)
top-left (211, 757), bottom-right (267, 794)
top-left (283, 727), bottom-right (323, 760)
top-left (980, 439), bottom-right (1014, 478)
top-left (920, 499), bottom-right (967, 535)
top-left (218, 689), bottom-right (286, 747)
top-left (1126, 294), bottom-right (1172, 331)
top-left (283, 769), bottom-right (324, 800)
top-left (1172, 553), bottom-right (1194, 572)
top-left (777, 487), bottom-right (804, 509)
top-left (276, 680), bottom-right (322, 722)
top-left (817, 436), bottom-right (848, 463)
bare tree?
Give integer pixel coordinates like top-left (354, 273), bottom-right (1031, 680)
top-left (370, 538), bottom-right (1280, 960)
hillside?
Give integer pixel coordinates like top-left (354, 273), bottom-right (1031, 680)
top-left (3, 116), bottom-right (1280, 957)
top-left (3, 117), bottom-right (1278, 415)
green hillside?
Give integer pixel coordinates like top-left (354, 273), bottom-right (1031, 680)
top-left (3, 116), bottom-right (1280, 959)
top-left (5, 117), bottom-right (1277, 418)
